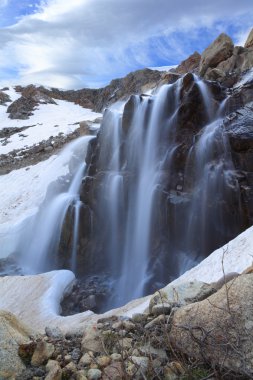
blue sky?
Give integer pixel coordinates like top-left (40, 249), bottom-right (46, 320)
top-left (0, 0), bottom-right (252, 89)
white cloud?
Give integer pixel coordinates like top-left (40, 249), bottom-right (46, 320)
top-left (0, 0), bottom-right (252, 89)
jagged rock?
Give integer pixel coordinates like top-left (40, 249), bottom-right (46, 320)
top-left (0, 91), bottom-right (11, 105)
top-left (199, 33), bottom-right (234, 76)
top-left (82, 326), bottom-right (104, 353)
top-left (175, 51), bottom-right (201, 74)
top-left (169, 273), bottom-right (253, 376)
top-left (45, 360), bottom-right (62, 380)
top-left (31, 341), bottom-right (55, 366)
top-left (206, 45), bottom-right (253, 83)
top-left (102, 362), bottom-right (123, 380)
top-left (80, 352), bottom-right (93, 366)
top-left (245, 28), bottom-right (253, 48)
top-left (0, 310), bottom-right (32, 378)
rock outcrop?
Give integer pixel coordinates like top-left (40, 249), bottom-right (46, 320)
top-left (198, 33), bottom-right (234, 77)
top-left (245, 28), bottom-right (253, 49)
top-left (175, 51), bottom-right (201, 74)
top-left (169, 273), bottom-right (253, 377)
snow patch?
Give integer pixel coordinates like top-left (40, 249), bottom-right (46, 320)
top-left (0, 98), bottom-right (101, 154)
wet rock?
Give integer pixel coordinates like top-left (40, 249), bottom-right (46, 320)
top-left (199, 33), bottom-right (234, 76)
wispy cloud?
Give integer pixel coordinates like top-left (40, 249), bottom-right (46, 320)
top-left (0, 0), bottom-right (252, 88)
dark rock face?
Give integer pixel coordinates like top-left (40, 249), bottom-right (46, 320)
top-left (57, 73), bottom-right (253, 298)
top-left (11, 69), bottom-right (163, 120)
top-left (93, 68), bottom-right (164, 112)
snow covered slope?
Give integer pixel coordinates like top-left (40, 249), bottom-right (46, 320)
top-left (0, 87), bottom-right (100, 155)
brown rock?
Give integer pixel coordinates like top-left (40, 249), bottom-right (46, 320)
top-left (169, 274), bottom-right (253, 376)
top-left (31, 341), bottom-right (55, 366)
top-left (45, 360), bottom-right (62, 380)
top-left (81, 326), bottom-right (104, 354)
top-left (102, 362), bottom-right (124, 380)
top-left (245, 28), bottom-right (253, 48)
top-left (175, 51), bottom-right (201, 74)
top-left (199, 33), bottom-right (234, 76)
top-left (0, 310), bottom-right (33, 378)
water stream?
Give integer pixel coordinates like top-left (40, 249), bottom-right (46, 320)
top-left (2, 75), bottom-right (244, 312)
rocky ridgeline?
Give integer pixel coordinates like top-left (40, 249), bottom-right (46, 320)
top-left (2, 269), bottom-right (251, 379)
top-left (3, 28), bottom-right (253, 122)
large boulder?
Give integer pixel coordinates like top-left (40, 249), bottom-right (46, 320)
top-left (245, 28), bottom-right (253, 49)
top-left (169, 273), bottom-right (253, 377)
top-left (199, 33), bottom-right (234, 76)
top-left (0, 310), bottom-right (32, 378)
top-left (205, 46), bottom-right (253, 84)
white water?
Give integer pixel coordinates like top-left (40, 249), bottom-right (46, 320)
top-left (16, 136), bottom-right (92, 273)
top-left (93, 75), bottom-right (243, 308)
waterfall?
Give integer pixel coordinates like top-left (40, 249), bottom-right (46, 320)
top-left (17, 136), bottom-right (92, 274)
top-left (89, 74), bottom-right (243, 308)
top-left (4, 74), bottom-right (244, 312)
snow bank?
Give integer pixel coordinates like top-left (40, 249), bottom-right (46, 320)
top-left (0, 96), bottom-right (100, 154)
top-left (0, 135), bottom-right (93, 258)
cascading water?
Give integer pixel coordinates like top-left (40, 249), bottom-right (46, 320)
top-left (84, 74), bottom-right (244, 309)
top-left (3, 74), bottom-right (246, 314)
top-left (17, 135), bottom-right (92, 274)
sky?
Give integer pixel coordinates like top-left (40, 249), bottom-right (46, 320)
top-left (0, 0), bottom-right (252, 90)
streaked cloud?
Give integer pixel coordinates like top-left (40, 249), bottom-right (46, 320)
top-left (0, 0), bottom-right (252, 88)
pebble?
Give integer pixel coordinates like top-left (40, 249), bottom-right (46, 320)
top-left (97, 355), bottom-right (111, 367)
top-left (110, 353), bottom-right (122, 361)
top-left (79, 353), bottom-right (93, 366)
top-left (87, 368), bottom-right (102, 380)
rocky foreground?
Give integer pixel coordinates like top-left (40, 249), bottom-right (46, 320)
top-left (2, 268), bottom-right (253, 379)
